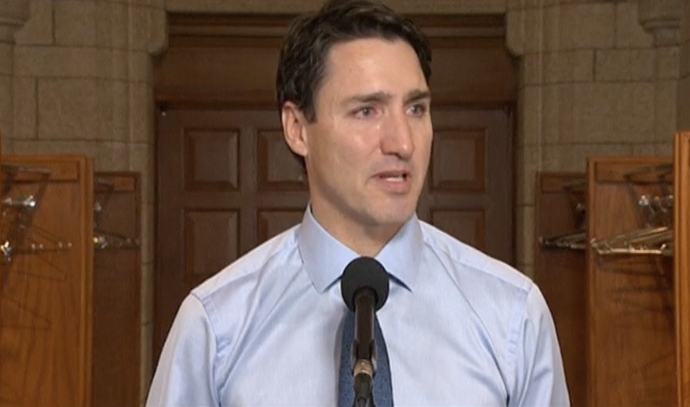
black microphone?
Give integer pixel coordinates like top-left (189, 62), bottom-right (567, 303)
top-left (341, 257), bottom-right (390, 407)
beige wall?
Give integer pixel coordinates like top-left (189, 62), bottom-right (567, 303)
top-left (1, 0), bottom-right (688, 404)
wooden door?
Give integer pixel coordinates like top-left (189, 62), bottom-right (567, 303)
top-left (153, 13), bottom-right (517, 367)
top-left (419, 107), bottom-right (513, 263)
top-left (154, 104), bottom-right (514, 361)
top-left (155, 109), bottom-right (308, 362)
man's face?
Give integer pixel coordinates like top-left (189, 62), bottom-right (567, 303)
top-left (285, 37), bottom-right (433, 242)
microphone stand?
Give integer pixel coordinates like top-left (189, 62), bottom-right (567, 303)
top-left (340, 256), bottom-right (390, 407)
top-left (353, 371), bottom-right (374, 407)
top-left (352, 291), bottom-right (377, 407)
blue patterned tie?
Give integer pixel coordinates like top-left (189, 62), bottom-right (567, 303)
top-left (338, 311), bottom-right (394, 407)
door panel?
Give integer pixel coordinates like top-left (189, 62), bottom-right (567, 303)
top-left (183, 210), bottom-right (239, 288)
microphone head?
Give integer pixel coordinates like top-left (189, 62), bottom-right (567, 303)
top-left (340, 256), bottom-right (390, 312)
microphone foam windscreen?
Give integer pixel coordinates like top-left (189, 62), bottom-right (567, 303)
top-left (340, 256), bottom-right (390, 312)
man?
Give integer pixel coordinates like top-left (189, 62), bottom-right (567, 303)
top-left (146, 0), bottom-right (569, 406)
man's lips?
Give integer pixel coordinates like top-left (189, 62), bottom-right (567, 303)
top-left (373, 170), bottom-right (412, 192)
top-left (374, 169), bottom-right (411, 180)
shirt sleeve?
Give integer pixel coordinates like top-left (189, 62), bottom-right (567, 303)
top-left (509, 284), bottom-right (570, 407)
top-left (146, 294), bottom-right (219, 407)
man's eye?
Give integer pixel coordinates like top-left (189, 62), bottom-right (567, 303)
top-left (409, 104), bottom-right (428, 116)
top-left (355, 107), bottom-right (374, 118)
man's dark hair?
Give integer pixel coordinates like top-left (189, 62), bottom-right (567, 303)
top-left (276, 0), bottom-right (432, 168)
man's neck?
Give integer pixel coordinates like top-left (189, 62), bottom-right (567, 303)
top-left (310, 206), bottom-right (404, 257)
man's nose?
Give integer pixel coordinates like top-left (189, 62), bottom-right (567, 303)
top-left (380, 111), bottom-right (414, 160)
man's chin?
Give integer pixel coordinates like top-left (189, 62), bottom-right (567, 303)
top-left (368, 208), bottom-right (415, 228)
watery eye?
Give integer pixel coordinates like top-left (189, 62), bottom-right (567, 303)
top-left (409, 104), bottom-right (428, 116)
top-left (357, 107), bottom-right (373, 117)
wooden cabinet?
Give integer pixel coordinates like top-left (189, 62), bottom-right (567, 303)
top-left (0, 157), bottom-right (140, 407)
top-left (586, 157), bottom-right (675, 407)
top-left (674, 133), bottom-right (690, 407)
top-left (92, 172), bottom-right (141, 407)
top-left (535, 172), bottom-right (587, 407)
top-left (535, 133), bottom-right (690, 407)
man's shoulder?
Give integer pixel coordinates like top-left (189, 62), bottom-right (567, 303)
top-left (419, 221), bottom-right (534, 297)
top-left (191, 224), bottom-right (302, 301)
top-left (419, 221), bottom-right (546, 358)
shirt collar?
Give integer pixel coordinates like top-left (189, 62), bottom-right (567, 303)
top-left (297, 206), bottom-right (424, 293)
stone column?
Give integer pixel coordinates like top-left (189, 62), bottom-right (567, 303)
top-left (678, 0), bottom-right (690, 130)
top-left (0, 0), bottom-right (29, 148)
top-left (638, 0), bottom-right (682, 152)
top-left (639, 0), bottom-right (683, 46)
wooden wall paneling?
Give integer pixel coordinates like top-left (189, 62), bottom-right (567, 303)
top-left (587, 156), bottom-right (675, 407)
top-left (155, 14), bottom-right (517, 108)
top-left (0, 155), bottom-right (94, 407)
top-left (674, 132), bottom-right (690, 407)
top-left (534, 172), bottom-right (587, 407)
top-left (92, 172), bottom-right (141, 407)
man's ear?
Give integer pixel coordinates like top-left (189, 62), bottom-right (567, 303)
top-left (281, 102), bottom-right (309, 159)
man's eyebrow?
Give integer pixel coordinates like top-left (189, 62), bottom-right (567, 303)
top-left (405, 89), bottom-right (431, 103)
top-left (340, 89), bottom-right (431, 106)
top-left (341, 91), bottom-right (392, 105)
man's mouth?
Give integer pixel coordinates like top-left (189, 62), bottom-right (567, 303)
top-left (378, 173), bottom-right (408, 182)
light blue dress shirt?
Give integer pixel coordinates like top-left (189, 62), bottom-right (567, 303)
top-left (147, 208), bottom-right (569, 406)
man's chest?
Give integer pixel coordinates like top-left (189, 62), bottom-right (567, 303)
top-left (217, 311), bottom-right (508, 406)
